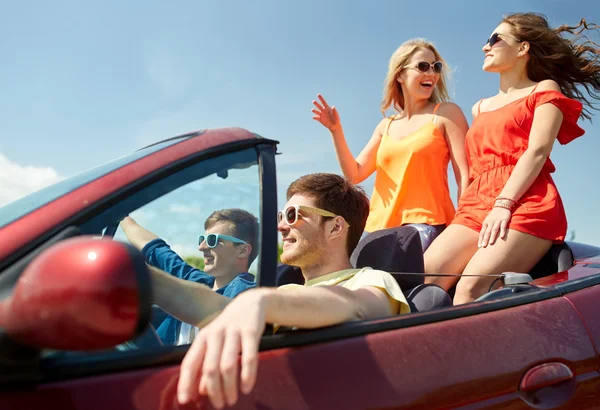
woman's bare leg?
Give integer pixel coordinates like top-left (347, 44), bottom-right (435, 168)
top-left (423, 224), bottom-right (479, 291)
top-left (454, 229), bottom-right (552, 304)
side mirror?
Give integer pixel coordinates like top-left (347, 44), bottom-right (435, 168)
top-left (0, 237), bottom-right (151, 351)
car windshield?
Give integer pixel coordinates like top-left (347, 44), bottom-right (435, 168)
top-left (0, 136), bottom-right (193, 229)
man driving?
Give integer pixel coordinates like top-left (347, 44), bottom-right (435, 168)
top-left (121, 208), bottom-right (259, 345)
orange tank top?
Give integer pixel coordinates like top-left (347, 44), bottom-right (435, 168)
top-left (364, 103), bottom-right (456, 232)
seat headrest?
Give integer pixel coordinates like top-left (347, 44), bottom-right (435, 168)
top-left (276, 263), bottom-right (304, 286)
top-left (529, 242), bottom-right (574, 279)
top-left (350, 226), bottom-right (425, 290)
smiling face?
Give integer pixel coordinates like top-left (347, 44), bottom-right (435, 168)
top-left (278, 194), bottom-right (329, 269)
top-left (482, 23), bottom-right (525, 72)
top-left (397, 48), bottom-right (441, 101)
top-left (198, 220), bottom-right (248, 277)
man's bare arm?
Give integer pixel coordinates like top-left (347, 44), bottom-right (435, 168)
top-left (148, 266), bottom-right (231, 327)
top-left (177, 284), bottom-right (398, 407)
top-left (120, 216), bottom-right (160, 250)
top-left (264, 284), bottom-right (397, 327)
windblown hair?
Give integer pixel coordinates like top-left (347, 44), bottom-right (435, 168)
top-left (381, 38), bottom-right (451, 115)
top-left (503, 12), bottom-right (600, 120)
top-left (286, 173), bottom-right (370, 257)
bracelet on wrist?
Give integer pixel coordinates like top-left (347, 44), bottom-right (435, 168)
top-left (495, 196), bottom-right (528, 211)
top-left (493, 202), bottom-right (514, 211)
top-left (495, 199), bottom-right (516, 210)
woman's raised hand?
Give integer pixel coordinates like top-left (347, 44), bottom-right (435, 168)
top-left (312, 94), bottom-right (341, 133)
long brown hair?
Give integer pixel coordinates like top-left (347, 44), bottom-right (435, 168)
top-left (502, 13), bottom-right (600, 120)
top-left (381, 39), bottom-right (451, 115)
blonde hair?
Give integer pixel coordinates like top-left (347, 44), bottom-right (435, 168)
top-left (381, 38), bottom-right (451, 115)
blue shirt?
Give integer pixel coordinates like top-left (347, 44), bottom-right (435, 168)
top-left (142, 238), bottom-right (256, 345)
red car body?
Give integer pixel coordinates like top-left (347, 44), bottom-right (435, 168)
top-left (0, 128), bottom-right (599, 409)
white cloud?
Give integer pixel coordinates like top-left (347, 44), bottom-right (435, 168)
top-left (168, 203), bottom-right (202, 215)
top-left (0, 152), bottom-right (63, 207)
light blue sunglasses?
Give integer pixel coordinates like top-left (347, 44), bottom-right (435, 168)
top-left (198, 233), bottom-right (247, 248)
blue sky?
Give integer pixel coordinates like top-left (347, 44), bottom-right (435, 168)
top-left (0, 0), bottom-right (598, 247)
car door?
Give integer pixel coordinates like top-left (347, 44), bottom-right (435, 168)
top-left (2, 279), bottom-right (599, 409)
top-left (559, 264), bottom-right (600, 406)
top-left (246, 284), bottom-right (600, 409)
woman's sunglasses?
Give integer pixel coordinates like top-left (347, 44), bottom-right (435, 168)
top-left (485, 32), bottom-right (520, 47)
top-left (277, 205), bottom-right (349, 226)
top-left (404, 61), bottom-right (443, 74)
top-left (198, 233), bottom-right (247, 248)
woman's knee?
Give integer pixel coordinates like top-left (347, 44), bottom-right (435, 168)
top-left (424, 227), bottom-right (476, 273)
top-left (454, 276), bottom-right (493, 304)
top-left (423, 234), bottom-right (462, 288)
top-left (423, 242), bottom-right (448, 274)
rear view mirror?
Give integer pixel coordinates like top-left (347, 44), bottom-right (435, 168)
top-left (0, 237), bottom-right (151, 351)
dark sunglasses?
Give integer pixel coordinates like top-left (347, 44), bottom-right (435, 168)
top-left (404, 61), bottom-right (443, 74)
top-left (198, 233), bottom-right (247, 248)
top-left (486, 32), bottom-right (520, 47)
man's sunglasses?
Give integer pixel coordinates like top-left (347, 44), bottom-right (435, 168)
top-left (486, 32), bottom-right (520, 47)
top-left (277, 205), bottom-right (350, 226)
top-left (198, 233), bottom-right (247, 248)
top-left (404, 61), bottom-right (443, 74)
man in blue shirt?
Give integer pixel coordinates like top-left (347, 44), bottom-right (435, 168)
top-left (120, 208), bottom-right (258, 345)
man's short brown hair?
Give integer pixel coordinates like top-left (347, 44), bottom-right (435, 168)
top-left (205, 209), bottom-right (259, 265)
top-left (286, 173), bottom-right (369, 257)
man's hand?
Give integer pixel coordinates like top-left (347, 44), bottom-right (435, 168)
top-left (120, 216), bottom-right (159, 250)
top-left (175, 274), bottom-right (402, 408)
top-left (177, 288), bottom-right (269, 409)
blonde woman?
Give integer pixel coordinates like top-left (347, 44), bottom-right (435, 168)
top-left (313, 39), bottom-right (470, 251)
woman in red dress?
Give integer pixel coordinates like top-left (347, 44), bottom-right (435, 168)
top-left (424, 13), bottom-right (600, 304)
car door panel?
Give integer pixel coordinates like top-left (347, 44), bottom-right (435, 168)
top-left (2, 294), bottom-right (598, 410)
top-left (562, 283), bottom-right (600, 361)
top-left (261, 295), bottom-right (596, 409)
top-left (561, 281), bottom-right (600, 409)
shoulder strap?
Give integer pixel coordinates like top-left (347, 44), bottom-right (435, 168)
top-left (476, 99), bottom-right (484, 116)
top-left (530, 82), bottom-right (540, 95)
top-left (385, 114), bottom-right (396, 135)
top-left (432, 103), bottom-right (442, 125)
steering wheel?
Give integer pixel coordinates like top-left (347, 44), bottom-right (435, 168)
top-left (103, 223), bottom-right (119, 238)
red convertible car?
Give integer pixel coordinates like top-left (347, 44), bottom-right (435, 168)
top-left (0, 128), bottom-right (599, 409)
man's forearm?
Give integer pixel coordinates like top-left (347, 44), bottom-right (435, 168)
top-left (257, 286), bottom-right (379, 329)
top-left (148, 266), bottom-right (231, 327)
top-left (120, 216), bottom-right (159, 250)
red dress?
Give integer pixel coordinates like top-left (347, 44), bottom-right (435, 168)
top-left (452, 90), bottom-right (585, 242)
